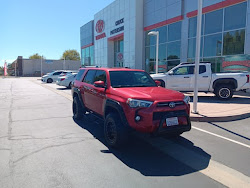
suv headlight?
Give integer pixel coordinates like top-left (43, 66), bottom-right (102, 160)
top-left (127, 98), bottom-right (153, 108)
top-left (183, 95), bottom-right (190, 104)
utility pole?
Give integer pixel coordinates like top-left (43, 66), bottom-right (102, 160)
top-left (63, 57), bottom-right (66, 70)
top-left (41, 55), bottom-right (43, 77)
top-left (192, 0), bottom-right (203, 114)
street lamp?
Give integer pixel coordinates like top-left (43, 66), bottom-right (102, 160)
top-left (148, 31), bottom-right (159, 74)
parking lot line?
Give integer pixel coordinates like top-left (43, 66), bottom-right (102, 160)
top-left (145, 137), bottom-right (250, 188)
top-left (192, 126), bottom-right (250, 149)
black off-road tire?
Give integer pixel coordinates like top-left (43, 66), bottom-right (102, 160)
top-left (73, 97), bottom-right (85, 120)
top-left (47, 78), bottom-right (53, 83)
top-left (215, 85), bottom-right (233, 100)
top-left (104, 113), bottom-right (128, 148)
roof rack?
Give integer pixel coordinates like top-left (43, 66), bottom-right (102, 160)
top-left (179, 61), bottom-right (211, 65)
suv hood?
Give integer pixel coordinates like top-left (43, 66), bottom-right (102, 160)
top-left (111, 87), bottom-right (184, 101)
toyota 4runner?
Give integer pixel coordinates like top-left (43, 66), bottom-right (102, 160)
top-left (72, 67), bottom-right (191, 147)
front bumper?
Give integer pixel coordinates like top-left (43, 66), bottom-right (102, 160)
top-left (123, 101), bottom-right (191, 135)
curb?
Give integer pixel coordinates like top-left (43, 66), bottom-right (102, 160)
top-left (190, 112), bottom-right (250, 122)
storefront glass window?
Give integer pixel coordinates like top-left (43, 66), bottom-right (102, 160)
top-left (168, 22), bottom-right (181, 42)
top-left (203, 34), bottom-right (222, 57)
top-left (90, 46), bottom-right (94, 65)
top-left (205, 9), bottom-right (223, 35)
top-left (187, 2), bottom-right (247, 73)
top-left (188, 15), bottom-right (204, 38)
top-left (81, 45), bottom-right (94, 66)
top-left (146, 46), bottom-right (156, 62)
top-left (223, 29), bottom-right (245, 55)
top-left (224, 2), bottom-right (247, 31)
top-left (81, 48), bottom-right (85, 65)
top-left (188, 17), bottom-right (197, 38)
top-left (188, 38), bottom-right (203, 58)
top-left (159, 44), bottom-right (166, 61)
top-left (157, 26), bottom-right (167, 44)
top-left (167, 41), bottom-right (181, 60)
top-left (145, 20), bottom-right (182, 73)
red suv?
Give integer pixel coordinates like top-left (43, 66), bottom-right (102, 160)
top-left (72, 67), bottom-right (191, 147)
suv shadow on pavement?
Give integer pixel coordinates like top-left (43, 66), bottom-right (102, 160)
top-left (73, 114), bottom-right (211, 177)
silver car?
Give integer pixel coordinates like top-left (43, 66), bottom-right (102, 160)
top-left (41, 70), bottom-right (76, 83)
top-left (56, 73), bottom-right (78, 88)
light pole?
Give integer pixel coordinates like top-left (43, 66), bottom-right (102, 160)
top-left (41, 55), bottom-right (43, 77)
top-left (148, 31), bottom-right (159, 74)
top-left (193, 0), bottom-right (203, 114)
top-left (63, 57), bottom-right (66, 70)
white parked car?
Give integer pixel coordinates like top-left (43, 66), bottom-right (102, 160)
top-left (41, 70), bottom-right (77, 83)
top-left (56, 73), bottom-right (77, 88)
top-left (151, 62), bottom-right (250, 100)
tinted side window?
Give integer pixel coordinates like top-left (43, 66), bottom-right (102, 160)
top-left (199, 65), bottom-right (206, 74)
top-left (93, 70), bottom-right (106, 83)
top-left (83, 70), bottom-right (96, 84)
top-left (75, 69), bottom-right (86, 81)
top-left (53, 71), bottom-right (62, 75)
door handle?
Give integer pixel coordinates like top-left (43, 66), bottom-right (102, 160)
top-left (203, 76), bottom-right (208, 78)
top-left (184, 77), bottom-right (190, 78)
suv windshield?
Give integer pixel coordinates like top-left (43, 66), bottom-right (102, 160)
top-left (110, 71), bottom-right (157, 88)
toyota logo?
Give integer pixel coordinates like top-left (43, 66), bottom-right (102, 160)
top-left (169, 102), bottom-right (176, 108)
top-left (96, 20), bottom-right (105, 33)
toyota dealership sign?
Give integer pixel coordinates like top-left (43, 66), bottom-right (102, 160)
top-left (96, 20), bottom-right (105, 33)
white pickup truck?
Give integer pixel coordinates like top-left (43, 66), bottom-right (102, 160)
top-left (151, 62), bottom-right (250, 100)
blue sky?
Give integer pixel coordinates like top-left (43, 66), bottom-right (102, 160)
top-left (0, 0), bottom-right (114, 67)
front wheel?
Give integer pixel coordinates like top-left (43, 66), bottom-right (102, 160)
top-left (47, 78), bottom-right (53, 83)
top-left (215, 85), bottom-right (233, 100)
top-left (104, 113), bottom-right (128, 148)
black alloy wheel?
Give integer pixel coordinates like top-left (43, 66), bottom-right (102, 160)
top-left (215, 85), bottom-right (233, 100)
top-left (104, 113), bottom-right (128, 148)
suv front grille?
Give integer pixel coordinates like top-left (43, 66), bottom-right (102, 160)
top-left (153, 110), bottom-right (186, 121)
top-left (156, 101), bottom-right (184, 107)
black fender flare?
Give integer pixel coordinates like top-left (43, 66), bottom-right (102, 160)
top-left (213, 78), bottom-right (238, 90)
top-left (72, 87), bottom-right (85, 109)
top-left (104, 99), bottom-right (129, 127)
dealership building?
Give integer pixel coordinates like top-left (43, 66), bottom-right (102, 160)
top-left (80, 0), bottom-right (250, 73)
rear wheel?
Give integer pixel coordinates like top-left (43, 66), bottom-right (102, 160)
top-left (47, 78), bottom-right (53, 83)
top-left (215, 85), bottom-right (233, 100)
top-left (104, 113), bottom-right (128, 148)
top-left (73, 97), bottom-right (85, 120)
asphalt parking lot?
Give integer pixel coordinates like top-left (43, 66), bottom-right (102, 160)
top-left (1, 77), bottom-right (250, 188)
